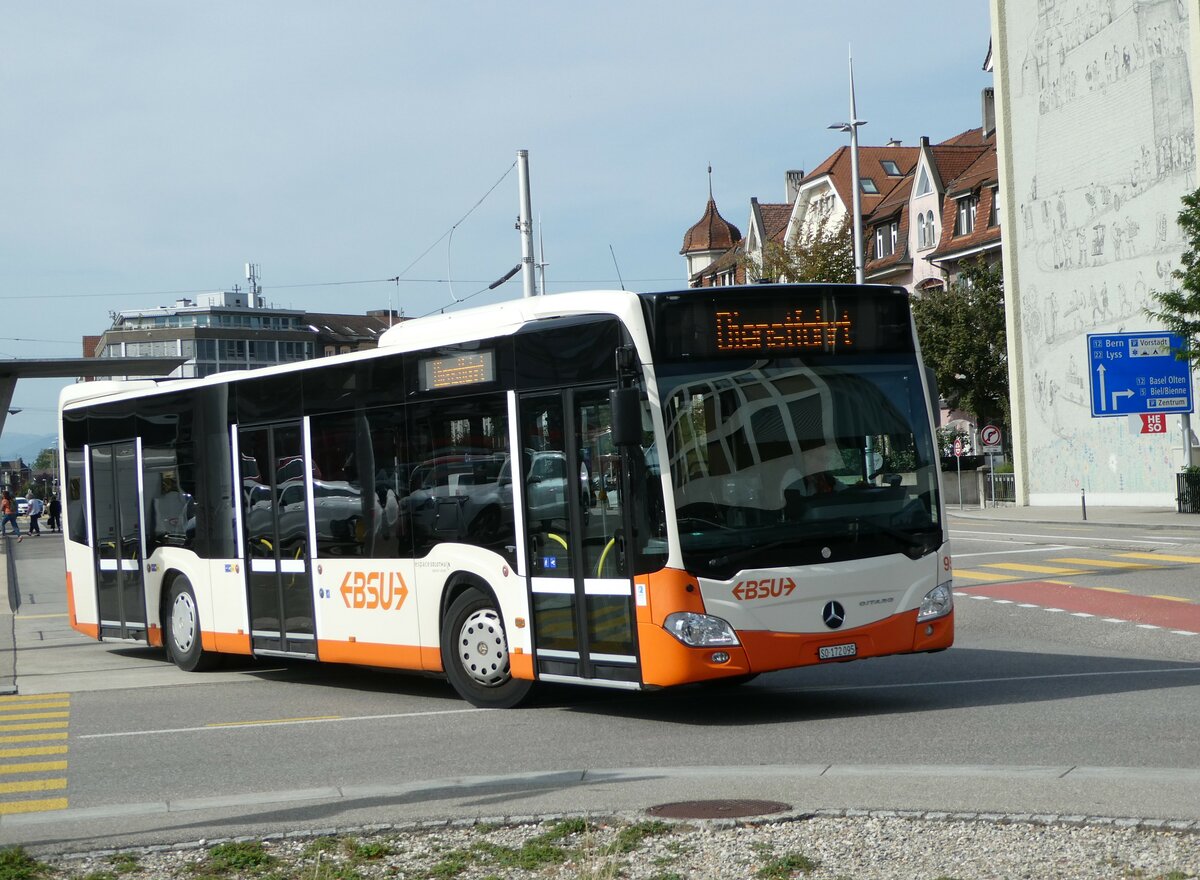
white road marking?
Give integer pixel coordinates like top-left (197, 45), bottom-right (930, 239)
top-left (950, 529), bottom-right (1181, 546)
top-left (77, 707), bottom-right (488, 740)
top-left (953, 545), bottom-right (1073, 558)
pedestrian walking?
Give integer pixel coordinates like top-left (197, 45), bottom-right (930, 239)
top-left (26, 494), bottom-right (43, 537)
top-left (47, 494), bottom-right (62, 533)
top-left (0, 491), bottom-right (17, 537)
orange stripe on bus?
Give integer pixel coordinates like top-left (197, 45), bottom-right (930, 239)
top-left (214, 631), bottom-right (253, 655)
top-left (638, 608), bottom-right (954, 687)
top-left (65, 572), bottom-right (77, 628)
top-left (510, 651), bottom-right (534, 681)
top-left (315, 639), bottom-right (425, 670)
top-left (737, 608), bottom-right (954, 672)
top-left (639, 568), bottom-right (706, 626)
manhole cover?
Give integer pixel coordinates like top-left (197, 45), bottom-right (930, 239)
top-left (646, 799), bottom-right (790, 819)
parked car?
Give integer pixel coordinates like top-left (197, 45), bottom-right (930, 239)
top-left (15, 498), bottom-right (28, 516)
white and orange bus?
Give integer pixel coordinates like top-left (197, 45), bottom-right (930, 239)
top-left (58, 284), bottom-right (953, 707)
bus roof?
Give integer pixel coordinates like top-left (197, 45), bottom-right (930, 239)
top-left (59, 289), bottom-right (645, 412)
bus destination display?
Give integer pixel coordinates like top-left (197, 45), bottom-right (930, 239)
top-left (716, 308), bottom-right (852, 353)
top-left (656, 290), bottom-right (912, 359)
top-left (420, 350), bottom-right (496, 390)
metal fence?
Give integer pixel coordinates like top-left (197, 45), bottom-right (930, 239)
top-left (1178, 472), bottom-right (1200, 514)
top-left (987, 471), bottom-right (1016, 505)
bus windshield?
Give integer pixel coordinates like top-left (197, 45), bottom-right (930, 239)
top-left (659, 356), bottom-right (942, 579)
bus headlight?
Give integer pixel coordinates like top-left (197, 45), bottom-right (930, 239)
top-left (917, 584), bottom-right (953, 622)
top-left (664, 612), bottom-right (740, 647)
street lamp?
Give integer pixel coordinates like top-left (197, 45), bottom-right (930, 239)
top-left (829, 47), bottom-right (867, 285)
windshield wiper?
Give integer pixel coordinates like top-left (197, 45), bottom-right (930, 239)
top-left (707, 539), bottom-right (795, 570)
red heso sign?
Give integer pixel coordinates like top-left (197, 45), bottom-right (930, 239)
top-left (1140, 414), bottom-right (1168, 434)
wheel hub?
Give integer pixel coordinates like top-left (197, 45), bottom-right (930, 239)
top-left (171, 592), bottom-right (197, 653)
top-left (458, 608), bottom-right (509, 687)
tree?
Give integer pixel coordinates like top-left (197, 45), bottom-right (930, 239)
top-left (1145, 187), bottom-right (1200, 367)
top-left (33, 448), bottom-right (55, 471)
top-left (912, 258), bottom-right (1010, 430)
top-left (744, 216), bottom-right (854, 284)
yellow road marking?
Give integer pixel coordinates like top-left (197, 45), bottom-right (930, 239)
top-left (1048, 557), bottom-right (1156, 569)
top-left (0, 798), bottom-right (67, 815)
top-left (15, 613), bottom-right (68, 620)
top-left (0, 693), bottom-right (69, 702)
top-left (980, 562), bottom-right (1086, 574)
top-left (0, 761), bottom-right (67, 775)
top-left (0, 722), bottom-right (68, 732)
top-left (0, 702), bottom-right (69, 712)
top-left (0, 733), bottom-right (67, 744)
top-left (1045, 580), bottom-right (1075, 586)
top-left (0, 712), bottom-right (69, 722)
top-left (1118, 552), bottom-right (1200, 564)
top-left (0, 778), bottom-right (66, 794)
top-left (1150, 595), bottom-right (1193, 603)
top-left (206, 715), bottom-right (342, 728)
top-left (1091, 587), bottom-right (1130, 594)
top-left (952, 570), bottom-right (1018, 581)
top-left (0, 746), bottom-right (67, 759)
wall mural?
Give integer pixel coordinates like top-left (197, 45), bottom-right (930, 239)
top-left (1002, 0), bottom-right (1195, 500)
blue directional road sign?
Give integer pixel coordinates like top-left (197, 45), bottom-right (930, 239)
top-left (1087, 332), bottom-right (1194, 418)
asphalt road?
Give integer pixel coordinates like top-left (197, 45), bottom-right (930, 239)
top-left (1, 515), bottom-right (1198, 853)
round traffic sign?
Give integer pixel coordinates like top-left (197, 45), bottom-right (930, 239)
top-left (953, 437), bottom-right (963, 457)
top-left (980, 425), bottom-right (1002, 447)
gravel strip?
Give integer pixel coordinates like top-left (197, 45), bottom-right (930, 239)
top-left (42, 812), bottom-right (1200, 879)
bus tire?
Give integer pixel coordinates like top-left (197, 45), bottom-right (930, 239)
top-left (441, 587), bottom-right (531, 709)
top-left (164, 576), bottom-right (221, 672)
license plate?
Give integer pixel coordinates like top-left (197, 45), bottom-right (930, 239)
top-left (818, 643), bottom-right (857, 660)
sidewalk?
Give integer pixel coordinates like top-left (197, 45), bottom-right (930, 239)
top-left (949, 502), bottom-right (1200, 531)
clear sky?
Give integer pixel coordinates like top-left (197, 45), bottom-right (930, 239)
top-left (1, 2), bottom-right (993, 445)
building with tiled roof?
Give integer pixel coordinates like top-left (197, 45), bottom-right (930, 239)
top-left (679, 89), bottom-right (1003, 297)
top-left (925, 145), bottom-right (1001, 277)
top-left (681, 196), bottom-right (742, 281)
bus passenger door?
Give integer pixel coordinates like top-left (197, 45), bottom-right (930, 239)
top-left (520, 389), bottom-right (640, 687)
top-left (90, 441), bottom-right (147, 640)
top-left (237, 422), bottom-right (317, 658)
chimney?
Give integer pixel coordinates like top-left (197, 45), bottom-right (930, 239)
top-left (982, 86), bottom-right (996, 136)
top-left (785, 170), bottom-right (804, 203)
top-left (886, 138), bottom-right (902, 147)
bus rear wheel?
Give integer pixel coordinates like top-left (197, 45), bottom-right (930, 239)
top-left (441, 587), bottom-right (532, 708)
top-left (164, 576), bottom-right (220, 672)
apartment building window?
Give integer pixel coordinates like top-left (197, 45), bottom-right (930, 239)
top-left (990, 186), bottom-right (1001, 227)
top-left (917, 214), bottom-right (927, 249)
top-left (881, 159), bottom-right (902, 176)
top-left (955, 194), bottom-right (977, 236)
top-left (860, 178), bottom-right (879, 195)
top-left (890, 221), bottom-right (898, 254)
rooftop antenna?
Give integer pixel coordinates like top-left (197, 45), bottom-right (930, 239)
top-left (245, 263), bottom-right (261, 308)
top-left (609, 244), bottom-right (626, 291)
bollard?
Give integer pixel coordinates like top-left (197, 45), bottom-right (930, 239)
top-left (1081, 487), bottom-right (1087, 521)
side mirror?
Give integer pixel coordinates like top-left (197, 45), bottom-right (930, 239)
top-left (610, 388), bottom-right (642, 446)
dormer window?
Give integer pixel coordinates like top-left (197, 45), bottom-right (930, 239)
top-left (875, 221), bottom-right (899, 257)
top-left (860, 178), bottom-right (879, 194)
top-left (881, 159), bottom-right (902, 176)
top-left (955, 194), bottom-right (978, 235)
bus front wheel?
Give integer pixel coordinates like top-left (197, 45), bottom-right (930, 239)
top-left (165, 576), bottom-right (220, 672)
top-left (441, 587), bottom-right (532, 709)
